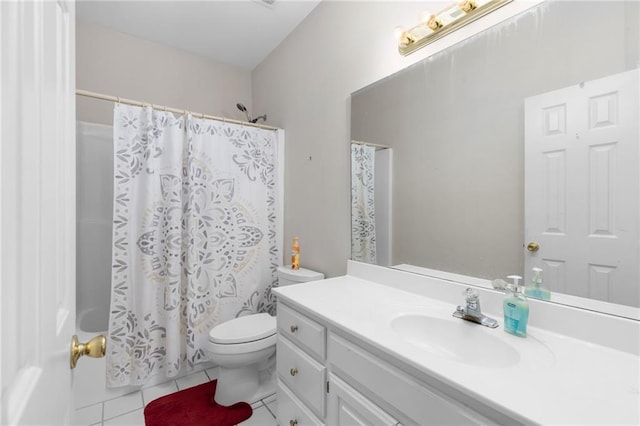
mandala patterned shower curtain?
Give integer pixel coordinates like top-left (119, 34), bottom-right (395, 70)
top-left (107, 104), bottom-right (281, 387)
top-left (351, 144), bottom-right (377, 264)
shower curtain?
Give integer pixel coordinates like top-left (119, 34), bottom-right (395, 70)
top-left (107, 104), bottom-right (280, 387)
top-left (351, 144), bottom-right (377, 264)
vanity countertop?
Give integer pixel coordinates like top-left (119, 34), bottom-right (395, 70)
top-left (273, 272), bottom-right (640, 425)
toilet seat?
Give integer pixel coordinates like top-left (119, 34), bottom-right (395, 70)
top-left (209, 313), bottom-right (276, 344)
top-left (208, 313), bottom-right (276, 355)
top-left (208, 334), bottom-right (277, 355)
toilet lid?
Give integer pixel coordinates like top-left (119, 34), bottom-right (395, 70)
top-left (209, 313), bottom-right (276, 344)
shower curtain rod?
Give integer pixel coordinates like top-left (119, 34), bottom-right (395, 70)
top-left (352, 140), bottom-right (390, 150)
top-left (75, 89), bottom-right (278, 131)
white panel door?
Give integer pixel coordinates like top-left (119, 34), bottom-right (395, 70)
top-left (1, 0), bottom-right (76, 424)
top-left (524, 69), bottom-right (639, 307)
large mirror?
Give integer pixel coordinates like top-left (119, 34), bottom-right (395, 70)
top-left (351, 0), bottom-right (640, 319)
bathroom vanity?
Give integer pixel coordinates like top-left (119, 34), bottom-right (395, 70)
top-left (272, 261), bottom-right (640, 425)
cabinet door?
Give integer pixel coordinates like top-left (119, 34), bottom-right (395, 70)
top-left (329, 333), bottom-right (489, 425)
top-left (327, 374), bottom-right (398, 426)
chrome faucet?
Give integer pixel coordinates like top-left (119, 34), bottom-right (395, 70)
top-left (452, 288), bottom-right (499, 328)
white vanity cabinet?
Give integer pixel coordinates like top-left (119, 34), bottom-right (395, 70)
top-left (274, 263), bottom-right (640, 425)
top-left (276, 301), bottom-right (495, 426)
top-left (276, 303), bottom-right (327, 425)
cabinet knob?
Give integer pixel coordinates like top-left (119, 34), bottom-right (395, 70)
top-left (290, 420), bottom-right (298, 426)
top-left (290, 325), bottom-right (298, 333)
top-left (290, 367), bottom-right (298, 376)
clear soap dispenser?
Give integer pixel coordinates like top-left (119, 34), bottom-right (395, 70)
top-left (524, 267), bottom-right (551, 301)
top-left (503, 275), bottom-right (529, 337)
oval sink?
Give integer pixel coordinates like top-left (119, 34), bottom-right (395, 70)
top-left (391, 314), bottom-right (520, 368)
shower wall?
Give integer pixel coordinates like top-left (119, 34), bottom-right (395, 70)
top-left (76, 121), bottom-right (113, 332)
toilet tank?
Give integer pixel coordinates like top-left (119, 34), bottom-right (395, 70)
top-left (277, 265), bottom-right (324, 287)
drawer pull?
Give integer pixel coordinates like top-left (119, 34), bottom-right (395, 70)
top-left (290, 367), bottom-right (298, 376)
top-left (290, 420), bottom-right (298, 426)
top-left (290, 325), bottom-right (298, 333)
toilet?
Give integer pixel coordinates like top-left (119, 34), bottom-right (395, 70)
top-left (207, 265), bottom-right (324, 406)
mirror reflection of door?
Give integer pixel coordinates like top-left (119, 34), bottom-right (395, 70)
top-left (524, 69), bottom-right (639, 307)
top-left (351, 142), bottom-right (393, 266)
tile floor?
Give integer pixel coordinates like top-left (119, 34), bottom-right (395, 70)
top-left (73, 368), bottom-right (278, 426)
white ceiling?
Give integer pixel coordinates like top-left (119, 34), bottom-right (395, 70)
top-left (76, 0), bottom-right (322, 71)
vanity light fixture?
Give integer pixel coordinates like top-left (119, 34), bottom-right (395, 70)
top-left (396, 0), bottom-right (512, 56)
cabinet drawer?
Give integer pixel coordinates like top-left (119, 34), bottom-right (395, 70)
top-left (278, 302), bottom-right (326, 361)
top-left (277, 379), bottom-right (324, 426)
top-left (277, 335), bottom-right (326, 419)
top-left (328, 333), bottom-right (487, 425)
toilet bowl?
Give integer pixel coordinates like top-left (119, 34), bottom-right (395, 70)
top-left (206, 266), bottom-right (324, 406)
top-left (207, 313), bottom-right (277, 406)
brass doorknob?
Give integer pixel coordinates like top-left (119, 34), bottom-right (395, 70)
top-left (290, 325), bottom-right (298, 333)
top-left (290, 420), bottom-right (298, 426)
top-left (526, 242), bottom-right (540, 252)
top-left (290, 367), bottom-right (298, 376)
top-left (70, 334), bottom-right (106, 369)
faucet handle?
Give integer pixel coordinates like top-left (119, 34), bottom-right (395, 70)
top-left (464, 287), bottom-right (479, 301)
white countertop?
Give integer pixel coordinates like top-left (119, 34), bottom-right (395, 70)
top-left (274, 273), bottom-right (640, 425)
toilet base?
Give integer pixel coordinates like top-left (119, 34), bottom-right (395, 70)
top-left (248, 365), bottom-right (277, 404)
top-left (213, 359), bottom-right (276, 406)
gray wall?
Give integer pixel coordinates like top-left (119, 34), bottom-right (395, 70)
top-left (76, 21), bottom-right (252, 125)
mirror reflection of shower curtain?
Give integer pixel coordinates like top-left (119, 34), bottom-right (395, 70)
top-left (107, 104), bottom-right (281, 387)
top-left (351, 144), bottom-right (377, 264)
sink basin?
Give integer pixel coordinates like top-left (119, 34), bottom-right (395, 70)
top-left (391, 314), bottom-right (520, 368)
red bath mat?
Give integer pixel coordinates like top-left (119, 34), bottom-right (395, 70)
top-left (144, 380), bottom-right (253, 426)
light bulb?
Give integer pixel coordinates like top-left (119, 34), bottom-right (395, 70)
top-left (419, 10), bottom-right (433, 24)
top-left (393, 26), bottom-right (406, 41)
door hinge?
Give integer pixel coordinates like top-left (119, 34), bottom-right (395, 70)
top-left (326, 380), bottom-right (330, 393)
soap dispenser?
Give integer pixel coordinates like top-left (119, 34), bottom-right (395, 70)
top-left (503, 275), bottom-right (529, 337)
top-left (524, 267), bottom-right (551, 301)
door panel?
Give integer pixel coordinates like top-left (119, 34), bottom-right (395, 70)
top-left (0, 1), bottom-right (76, 424)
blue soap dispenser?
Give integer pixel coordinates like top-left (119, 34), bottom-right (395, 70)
top-left (503, 275), bottom-right (529, 337)
top-left (524, 267), bottom-right (551, 301)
